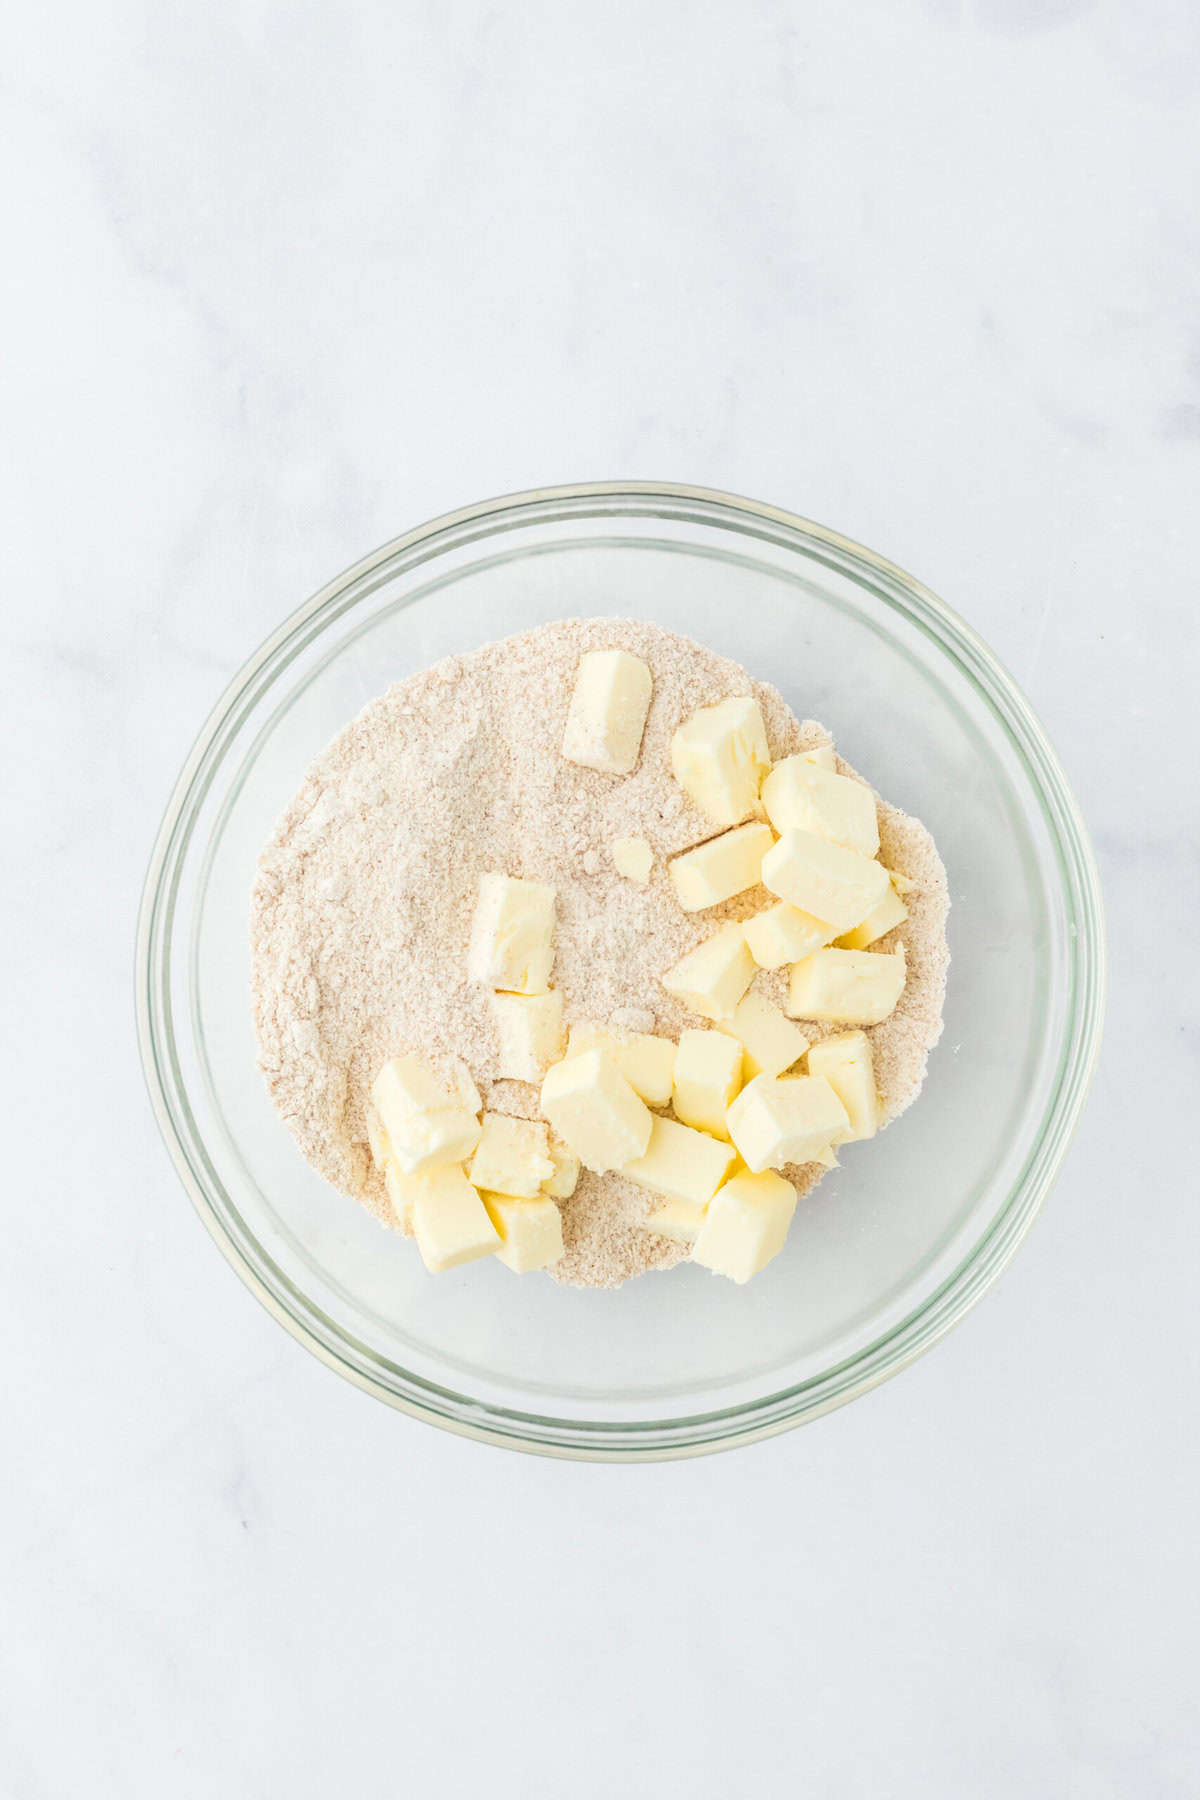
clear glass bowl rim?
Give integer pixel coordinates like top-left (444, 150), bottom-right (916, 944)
top-left (135, 481), bottom-right (1106, 1461)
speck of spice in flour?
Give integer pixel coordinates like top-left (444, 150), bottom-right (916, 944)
top-left (250, 618), bottom-right (950, 1288)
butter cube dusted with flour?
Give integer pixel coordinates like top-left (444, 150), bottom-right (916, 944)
top-left (692, 1168), bottom-right (797, 1284)
top-left (761, 830), bottom-right (889, 933)
top-left (623, 1115), bottom-right (736, 1207)
top-left (726, 1072), bottom-right (849, 1172)
top-left (371, 1054), bottom-right (483, 1175)
top-left (672, 1029), bottom-right (743, 1138)
top-left (670, 696), bottom-right (770, 826)
top-left (806, 1031), bottom-right (879, 1142)
top-left (661, 922), bottom-right (756, 1021)
top-left (612, 836), bottom-right (653, 884)
top-left (561, 649), bottom-right (653, 775)
top-left (762, 756), bottom-right (879, 856)
top-left (489, 989), bottom-right (565, 1081)
top-left (669, 821), bottom-right (775, 912)
top-left (568, 1024), bottom-right (676, 1107)
top-left (836, 881), bottom-right (908, 950)
top-left (742, 901), bottom-right (834, 970)
top-left (788, 947), bottom-right (906, 1026)
top-left (645, 1196), bottom-right (706, 1245)
top-left (480, 1192), bottom-right (564, 1274)
top-left (722, 989), bottom-right (809, 1079)
top-left (469, 873), bottom-right (556, 994)
top-left (468, 1113), bottom-right (555, 1197)
top-left (801, 743), bottom-right (835, 770)
top-left (540, 1049), bottom-right (653, 1172)
top-left (542, 1140), bottom-right (580, 1199)
top-left (410, 1165), bottom-right (501, 1274)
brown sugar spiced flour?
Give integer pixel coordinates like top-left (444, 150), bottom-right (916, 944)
top-left (250, 619), bottom-right (949, 1288)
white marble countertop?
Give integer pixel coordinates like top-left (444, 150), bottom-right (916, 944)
top-left (6, 4), bottom-right (1198, 1794)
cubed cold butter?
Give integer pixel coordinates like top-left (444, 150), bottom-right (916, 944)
top-left (692, 1168), bottom-right (797, 1283)
top-left (722, 989), bottom-right (809, 1079)
top-left (468, 873), bottom-right (556, 995)
top-left (643, 1195), bottom-right (706, 1244)
top-left (612, 835), bottom-right (653, 883)
top-left (561, 649), bottom-right (653, 775)
top-left (480, 1192), bottom-right (564, 1273)
top-left (787, 947), bottom-right (906, 1026)
top-left (468, 1113), bottom-right (554, 1197)
top-left (622, 1115), bottom-right (736, 1206)
top-left (410, 1165), bottom-right (501, 1274)
top-left (742, 901), bottom-right (835, 970)
top-left (801, 743), bottom-right (835, 770)
top-left (365, 1103), bottom-right (391, 1171)
top-left (670, 696), bottom-right (770, 826)
top-left (568, 1024), bottom-right (675, 1107)
top-left (542, 1139), bottom-right (581, 1199)
top-left (489, 989), bottom-right (565, 1080)
top-left (672, 1028), bottom-right (743, 1138)
top-left (761, 830), bottom-right (889, 932)
top-left (371, 1055), bottom-right (483, 1175)
top-left (661, 922), bottom-right (756, 1021)
top-left (806, 1031), bottom-right (879, 1141)
top-left (383, 1160), bottom-right (418, 1228)
top-left (835, 881), bottom-right (908, 949)
top-left (761, 757), bottom-right (879, 855)
top-left (540, 1049), bottom-right (653, 1172)
top-left (669, 821), bottom-right (775, 912)
top-left (726, 1072), bottom-right (850, 1172)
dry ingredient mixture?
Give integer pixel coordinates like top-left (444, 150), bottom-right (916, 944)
top-left (250, 619), bottom-right (949, 1288)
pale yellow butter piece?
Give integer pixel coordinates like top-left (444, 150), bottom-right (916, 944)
top-left (800, 744), bottom-right (836, 770)
top-left (812, 1143), bottom-right (840, 1169)
top-left (643, 1195), bottom-right (706, 1244)
top-left (568, 1024), bottom-right (676, 1107)
top-left (383, 1159), bottom-right (418, 1228)
top-left (742, 901), bottom-right (835, 970)
top-left (480, 1192), bottom-right (564, 1273)
top-left (489, 989), bottom-right (565, 1081)
top-left (692, 1167), bottom-right (797, 1283)
top-left (761, 757), bottom-right (879, 855)
top-left (722, 989), bottom-right (810, 1079)
top-left (670, 696), bottom-right (770, 826)
top-left (468, 873), bottom-right (556, 994)
top-left (669, 821), bottom-right (775, 913)
top-left (411, 1165), bottom-right (501, 1273)
top-left (761, 830), bottom-right (889, 932)
top-left (787, 947), bottom-right (906, 1026)
top-left (726, 1072), bottom-right (850, 1173)
top-left (806, 1030), bottom-right (879, 1141)
top-left (622, 1114), bottom-right (736, 1206)
top-left (542, 1140), bottom-right (581, 1199)
top-left (468, 1113), bottom-right (554, 1197)
top-left (612, 835), bottom-right (654, 883)
top-left (672, 1029), bottom-right (743, 1138)
top-left (889, 868), bottom-right (917, 896)
top-left (365, 1103), bottom-right (391, 1171)
top-left (661, 922), bottom-right (756, 1021)
top-left (836, 882), bottom-right (908, 949)
top-left (540, 1049), bottom-right (653, 1172)
top-left (561, 649), bottom-right (653, 775)
top-left (371, 1055), bottom-right (483, 1175)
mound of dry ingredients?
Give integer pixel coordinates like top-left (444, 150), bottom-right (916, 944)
top-left (251, 619), bottom-right (950, 1288)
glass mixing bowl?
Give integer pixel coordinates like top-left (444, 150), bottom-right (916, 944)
top-left (136, 483), bottom-right (1104, 1459)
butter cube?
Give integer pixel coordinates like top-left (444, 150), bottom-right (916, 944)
top-left (761, 830), bottom-right (889, 932)
top-left (542, 1140), bottom-right (581, 1198)
top-left (669, 821), bottom-right (775, 912)
top-left (742, 901), bottom-right (835, 970)
top-left (480, 1192), bottom-right (564, 1273)
top-left (371, 1055), bottom-right (483, 1174)
top-left (490, 989), bottom-right (565, 1080)
top-left (835, 882), bottom-right (908, 949)
top-left (661, 922), bottom-right (756, 1021)
top-left (813, 1143), bottom-right (840, 1169)
top-left (889, 868), bottom-right (917, 896)
top-left (761, 757), bottom-right (879, 855)
top-left (726, 1073), bottom-right (850, 1172)
top-left (670, 696), bottom-right (770, 826)
top-left (622, 1115), bottom-right (736, 1206)
top-left (806, 1031), bottom-right (879, 1141)
top-left (643, 1196), bottom-right (706, 1244)
top-left (383, 1160), bottom-right (418, 1228)
top-left (722, 989), bottom-right (810, 1079)
top-left (787, 947), bottom-right (906, 1026)
top-left (411, 1165), bottom-right (501, 1273)
top-left (692, 1168), bottom-right (797, 1283)
top-left (365, 1103), bottom-right (391, 1171)
top-left (562, 649), bottom-right (653, 775)
top-left (468, 873), bottom-right (556, 995)
top-left (800, 744), bottom-right (835, 770)
top-left (612, 835), bottom-right (653, 883)
top-left (568, 1024), bottom-right (676, 1107)
top-left (468, 1113), bottom-right (554, 1197)
top-left (540, 1049), bottom-right (653, 1172)
top-left (672, 1029), bottom-right (743, 1138)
